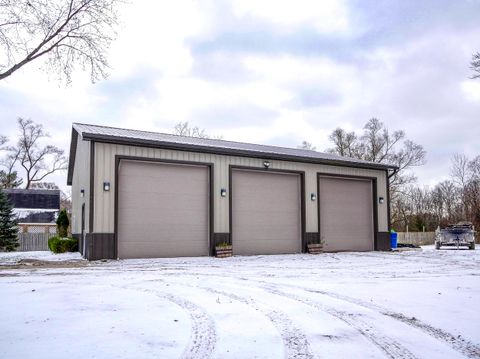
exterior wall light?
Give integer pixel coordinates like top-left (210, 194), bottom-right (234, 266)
top-left (379, 197), bottom-right (384, 204)
top-left (311, 193), bottom-right (317, 201)
top-left (263, 160), bottom-right (270, 168)
top-left (80, 189), bottom-right (85, 197)
top-left (103, 181), bottom-right (111, 192)
top-left (220, 188), bottom-right (227, 197)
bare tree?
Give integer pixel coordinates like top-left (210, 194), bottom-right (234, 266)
top-left (297, 141), bottom-right (316, 151)
top-left (451, 153), bottom-right (469, 188)
top-left (0, 170), bottom-right (22, 188)
top-left (327, 118), bottom-right (426, 187)
top-left (10, 118), bottom-right (68, 188)
top-left (0, 0), bottom-right (121, 83)
top-left (0, 134), bottom-right (23, 188)
top-left (327, 128), bottom-right (358, 157)
top-left (173, 122), bottom-right (222, 139)
top-left (471, 52), bottom-right (480, 79)
top-left (0, 135), bottom-right (7, 148)
top-left (327, 118), bottom-right (426, 231)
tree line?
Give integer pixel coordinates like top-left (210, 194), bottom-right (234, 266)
top-left (300, 119), bottom-right (479, 232)
top-left (394, 154), bottom-right (479, 232)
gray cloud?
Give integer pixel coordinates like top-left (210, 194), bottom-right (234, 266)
top-left (289, 87), bottom-right (342, 108)
top-left (190, 52), bottom-right (255, 83)
top-left (194, 104), bottom-right (278, 129)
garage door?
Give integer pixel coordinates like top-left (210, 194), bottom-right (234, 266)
top-left (117, 160), bottom-right (209, 258)
top-left (232, 169), bottom-right (302, 255)
top-left (319, 176), bottom-right (374, 252)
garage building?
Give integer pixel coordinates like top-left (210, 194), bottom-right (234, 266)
top-left (67, 123), bottom-right (397, 260)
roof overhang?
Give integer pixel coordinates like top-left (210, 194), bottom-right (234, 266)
top-left (81, 132), bottom-right (397, 172)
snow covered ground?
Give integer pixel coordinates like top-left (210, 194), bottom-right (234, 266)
top-left (0, 247), bottom-right (479, 359)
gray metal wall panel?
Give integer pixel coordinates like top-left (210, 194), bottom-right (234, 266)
top-left (92, 143), bottom-right (388, 234)
top-left (71, 136), bottom-right (90, 234)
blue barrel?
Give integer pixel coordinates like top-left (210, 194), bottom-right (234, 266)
top-left (390, 232), bottom-right (398, 249)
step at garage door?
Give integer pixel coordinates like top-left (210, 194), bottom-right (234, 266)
top-left (117, 160), bottom-right (210, 258)
top-left (319, 176), bottom-right (374, 252)
top-left (232, 169), bottom-right (302, 255)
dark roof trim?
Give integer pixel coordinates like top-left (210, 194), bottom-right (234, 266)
top-left (67, 128), bottom-right (79, 185)
top-left (81, 132), bottom-right (396, 171)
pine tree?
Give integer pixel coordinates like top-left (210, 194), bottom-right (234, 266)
top-left (56, 209), bottom-right (70, 238)
top-left (0, 188), bottom-right (19, 251)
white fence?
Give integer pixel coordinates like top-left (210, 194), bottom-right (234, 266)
top-left (397, 232), bottom-right (436, 246)
top-left (17, 233), bottom-right (56, 251)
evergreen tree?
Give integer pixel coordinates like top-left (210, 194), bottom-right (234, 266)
top-left (0, 188), bottom-right (18, 251)
top-left (56, 209), bottom-right (70, 238)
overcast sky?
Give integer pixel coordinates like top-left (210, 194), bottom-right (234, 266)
top-left (1, 0), bottom-right (479, 191)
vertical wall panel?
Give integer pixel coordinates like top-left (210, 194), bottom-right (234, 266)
top-left (71, 136), bottom-right (90, 234)
top-left (92, 144), bottom-right (389, 234)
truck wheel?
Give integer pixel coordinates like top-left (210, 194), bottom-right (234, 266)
top-left (469, 243), bottom-right (475, 250)
top-left (435, 242), bottom-right (441, 250)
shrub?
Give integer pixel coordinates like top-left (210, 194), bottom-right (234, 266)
top-left (48, 236), bottom-right (78, 254)
top-left (215, 241), bottom-right (231, 248)
top-left (56, 209), bottom-right (70, 237)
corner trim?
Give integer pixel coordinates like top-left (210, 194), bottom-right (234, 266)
top-left (386, 169), bottom-right (392, 232)
top-left (89, 141), bottom-right (95, 233)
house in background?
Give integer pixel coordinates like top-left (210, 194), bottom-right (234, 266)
top-left (68, 123), bottom-right (398, 261)
top-left (5, 189), bottom-right (60, 235)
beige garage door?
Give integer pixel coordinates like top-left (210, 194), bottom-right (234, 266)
top-left (117, 160), bottom-right (209, 258)
top-left (319, 176), bottom-right (374, 252)
top-left (232, 169), bottom-right (302, 255)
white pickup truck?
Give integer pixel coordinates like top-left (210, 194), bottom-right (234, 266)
top-left (435, 222), bottom-right (476, 250)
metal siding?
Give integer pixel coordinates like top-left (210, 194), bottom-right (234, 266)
top-left (93, 144), bottom-right (389, 234)
top-left (71, 136), bottom-right (90, 234)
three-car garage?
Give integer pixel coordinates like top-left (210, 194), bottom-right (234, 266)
top-left (68, 123), bottom-right (396, 260)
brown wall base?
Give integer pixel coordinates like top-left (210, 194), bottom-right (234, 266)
top-left (376, 232), bottom-right (391, 251)
top-left (80, 231), bottom-right (389, 260)
top-left (305, 232), bottom-right (320, 253)
top-left (84, 233), bottom-right (116, 260)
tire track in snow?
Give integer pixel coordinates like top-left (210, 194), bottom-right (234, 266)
top-left (115, 284), bottom-right (216, 359)
top-left (200, 286), bottom-right (313, 359)
top-left (163, 292), bottom-right (216, 359)
top-left (260, 284), bottom-right (417, 359)
top-left (270, 283), bottom-right (480, 359)
top-left (383, 312), bottom-right (480, 359)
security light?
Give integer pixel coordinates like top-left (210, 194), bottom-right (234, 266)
top-left (220, 188), bottom-right (227, 197)
top-left (311, 193), bottom-right (317, 201)
top-left (379, 197), bottom-right (384, 204)
top-left (263, 160), bottom-right (270, 168)
top-left (103, 181), bottom-right (110, 192)
top-left (80, 189), bottom-right (85, 197)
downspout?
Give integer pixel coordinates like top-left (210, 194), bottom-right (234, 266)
top-left (387, 167), bottom-right (399, 232)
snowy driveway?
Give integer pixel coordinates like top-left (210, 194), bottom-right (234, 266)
top-left (1, 247), bottom-right (479, 359)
